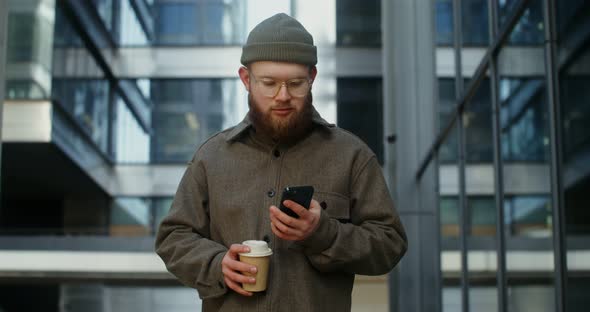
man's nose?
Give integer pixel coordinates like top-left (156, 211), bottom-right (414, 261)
top-left (274, 83), bottom-right (292, 101)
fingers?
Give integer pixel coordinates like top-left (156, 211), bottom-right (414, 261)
top-left (282, 200), bottom-right (311, 219)
top-left (270, 220), bottom-right (299, 241)
top-left (221, 244), bottom-right (258, 296)
top-left (225, 276), bottom-right (253, 297)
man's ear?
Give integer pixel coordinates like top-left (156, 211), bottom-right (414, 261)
top-left (309, 66), bottom-right (318, 82)
top-left (238, 66), bottom-right (250, 92)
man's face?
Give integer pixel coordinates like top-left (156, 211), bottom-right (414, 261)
top-left (239, 61), bottom-right (318, 142)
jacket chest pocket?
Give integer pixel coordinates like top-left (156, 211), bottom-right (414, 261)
top-left (315, 191), bottom-right (351, 223)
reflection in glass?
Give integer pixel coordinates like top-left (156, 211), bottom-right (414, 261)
top-left (150, 79), bottom-right (244, 163)
top-left (114, 96), bottom-right (150, 163)
top-left (441, 197), bottom-right (459, 237)
top-left (52, 79), bottom-right (111, 154)
top-left (336, 0), bottom-right (380, 46)
top-left (91, 0), bottom-right (114, 33)
top-left (153, 0), bottom-right (248, 45)
top-left (110, 198), bottom-right (151, 236)
top-left (498, 5), bottom-right (556, 310)
top-left (154, 198), bottom-right (173, 230)
top-left (504, 196), bottom-right (551, 237)
top-left (499, 78), bottom-right (550, 162)
top-left (499, 0), bottom-right (544, 45)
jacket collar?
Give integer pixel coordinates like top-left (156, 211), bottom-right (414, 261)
top-left (225, 106), bottom-right (334, 142)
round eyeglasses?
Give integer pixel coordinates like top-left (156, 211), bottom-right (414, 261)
top-left (249, 72), bottom-right (312, 98)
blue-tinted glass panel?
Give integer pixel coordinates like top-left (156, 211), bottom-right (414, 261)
top-left (119, 0), bottom-right (149, 45)
top-left (499, 0), bottom-right (544, 45)
top-left (52, 79), bottom-right (111, 154)
top-left (504, 196), bottom-right (551, 237)
top-left (436, 0), bottom-right (453, 45)
top-left (153, 0), bottom-right (246, 45)
top-left (499, 78), bottom-right (550, 162)
top-left (91, 0), bottom-right (114, 32)
top-left (336, 0), bottom-right (381, 46)
top-left (462, 0), bottom-right (489, 46)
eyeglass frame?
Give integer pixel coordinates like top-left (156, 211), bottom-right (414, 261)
top-left (247, 69), bottom-right (314, 98)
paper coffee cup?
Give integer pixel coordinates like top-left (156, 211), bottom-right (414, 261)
top-left (239, 240), bottom-right (272, 292)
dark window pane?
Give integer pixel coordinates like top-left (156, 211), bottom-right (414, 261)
top-left (337, 78), bottom-right (383, 164)
top-left (6, 13), bottom-right (35, 62)
top-left (462, 0), bottom-right (489, 46)
top-left (336, 0), bottom-right (381, 46)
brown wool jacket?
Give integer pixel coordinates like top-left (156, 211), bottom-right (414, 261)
top-left (155, 108), bottom-right (407, 311)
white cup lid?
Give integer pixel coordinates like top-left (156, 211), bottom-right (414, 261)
top-left (239, 240), bottom-right (273, 257)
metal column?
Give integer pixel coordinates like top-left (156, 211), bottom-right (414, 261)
top-left (0, 0), bottom-right (9, 200)
top-left (543, 0), bottom-right (567, 311)
top-left (451, 0), bottom-right (470, 311)
top-left (487, 0), bottom-right (509, 311)
top-left (383, 0), bottom-right (440, 311)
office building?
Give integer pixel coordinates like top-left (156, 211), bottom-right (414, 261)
top-left (0, 0), bottom-right (588, 311)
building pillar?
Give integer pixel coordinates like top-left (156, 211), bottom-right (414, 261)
top-left (0, 0), bottom-right (8, 200)
top-left (383, 0), bottom-right (441, 311)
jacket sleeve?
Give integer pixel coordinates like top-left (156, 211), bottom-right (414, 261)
top-left (297, 156), bottom-right (408, 275)
top-left (155, 157), bottom-right (228, 299)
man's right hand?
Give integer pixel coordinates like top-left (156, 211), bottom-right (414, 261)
top-left (221, 244), bottom-right (258, 296)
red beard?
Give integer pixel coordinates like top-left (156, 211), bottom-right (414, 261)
top-left (248, 91), bottom-right (314, 144)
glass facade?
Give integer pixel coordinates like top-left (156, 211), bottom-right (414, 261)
top-left (431, 0), bottom-right (590, 311)
top-left (1, 0), bottom-right (589, 311)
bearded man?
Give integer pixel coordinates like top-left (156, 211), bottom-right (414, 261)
top-left (155, 13), bottom-right (407, 312)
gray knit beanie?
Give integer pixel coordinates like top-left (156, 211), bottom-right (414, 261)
top-left (241, 13), bottom-right (317, 66)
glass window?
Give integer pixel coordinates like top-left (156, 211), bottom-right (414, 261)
top-left (504, 196), bottom-right (551, 237)
top-left (110, 198), bottom-right (151, 236)
top-left (499, 0), bottom-right (544, 45)
top-left (336, 0), bottom-right (381, 46)
top-left (462, 0), bottom-right (489, 46)
top-left (441, 197), bottom-right (459, 237)
top-left (436, 0), bottom-right (453, 45)
top-left (52, 79), bottom-right (111, 154)
top-left (6, 13), bottom-right (35, 63)
top-left (336, 78), bottom-right (383, 164)
top-left (119, 0), bottom-right (149, 45)
top-left (150, 79), bottom-right (245, 163)
top-left (114, 95), bottom-right (150, 163)
top-left (465, 78), bottom-right (494, 163)
top-left (91, 0), bottom-right (115, 33)
top-left (499, 78), bottom-right (550, 162)
top-left (153, 0), bottom-right (247, 46)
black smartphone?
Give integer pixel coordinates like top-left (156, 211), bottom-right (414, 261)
top-left (279, 186), bottom-right (315, 219)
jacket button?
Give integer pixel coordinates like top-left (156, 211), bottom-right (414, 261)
top-left (273, 149), bottom-right (280, 158)
top-left (320, 201), bottom-right (328, 210)
top-left (263, 235), bottom-right (270, 243)
top-left (267, 189), bottom-right (276, 197)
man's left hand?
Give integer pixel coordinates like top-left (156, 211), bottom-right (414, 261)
top-left (269, 199), bottom-right (321, 241)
